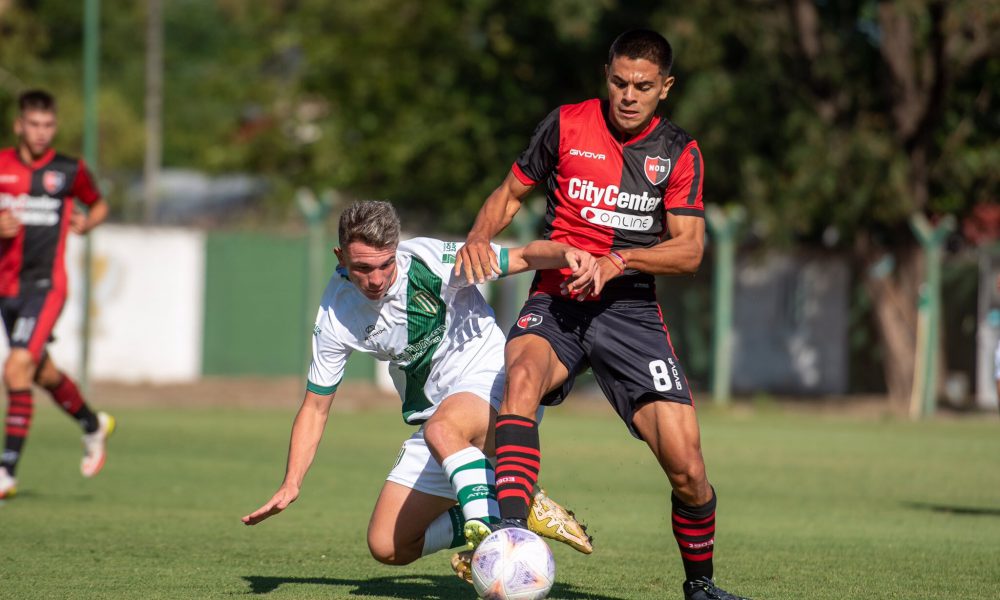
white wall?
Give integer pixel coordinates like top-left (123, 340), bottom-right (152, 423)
top-left (0, 225), bottom-right (206, 383)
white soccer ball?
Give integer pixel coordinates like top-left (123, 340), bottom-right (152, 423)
top-left (471, 528), bottom-right (556, 600)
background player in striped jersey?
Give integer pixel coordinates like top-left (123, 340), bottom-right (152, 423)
top-left (242, 201), bottom-right (594, 581)
top-left (457, 30), bottom-right (750, 600)
top-left (0, 90), bottom-right (114, 499)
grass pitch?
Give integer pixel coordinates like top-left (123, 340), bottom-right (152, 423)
top-left (0, 398), bottom-right (998, 599)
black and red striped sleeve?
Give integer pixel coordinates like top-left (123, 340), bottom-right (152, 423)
top-left (70, 160), bottom-right (101, 206)
top-left (511, 106), bottom-right (560, 186)
top-left (663, 141), bottom-right (704, 217)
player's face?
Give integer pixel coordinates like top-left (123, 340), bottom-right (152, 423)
top-left (14, 109), bottom-right (58, 159)
top-left (336, 241), bottom-right (398, 300)
top-left (604, 56), bottom-right (674, 136)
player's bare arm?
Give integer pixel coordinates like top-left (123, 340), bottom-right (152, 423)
top-left (241, 389), bottom-right (334, 525)
top-left (572, 214), bottom-right (704, 298)
top-left (456, 171), bottom-right (535, 284)
top-left (0, 210), bottom-right (21, 238)
top-left (504, 241), bottom-right (597, 281)
top-left (70, 198), bottom-right (109, 235)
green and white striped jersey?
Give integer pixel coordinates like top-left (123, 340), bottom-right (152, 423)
top-left (307, 237), bottom-right (509, 424)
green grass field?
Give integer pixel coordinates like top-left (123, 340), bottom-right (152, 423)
top-left (1, 399), bottom-right (998, 599)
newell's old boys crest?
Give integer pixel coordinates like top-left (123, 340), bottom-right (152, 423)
top-left (517, 313), bottom-right (543, 329)
top-left (643, 156), bottom-right (671, 186)
top-left (42, 170), bottom-right (65, 195)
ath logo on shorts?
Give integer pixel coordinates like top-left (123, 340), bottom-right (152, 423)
top-left (643, 155), bottom-right (671, 185)
top-left (517, 313), bottom-right (543, 329)
top-left (43, 170), bottom-right (65, 195)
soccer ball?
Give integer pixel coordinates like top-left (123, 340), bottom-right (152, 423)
top-left (471, 528), bottom-right (555, 600)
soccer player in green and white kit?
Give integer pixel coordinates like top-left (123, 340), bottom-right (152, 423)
top-left (242, 201), bottom-right (593, 579)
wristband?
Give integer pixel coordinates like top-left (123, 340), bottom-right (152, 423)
top-left (607, 250), bottom-right (626, 273)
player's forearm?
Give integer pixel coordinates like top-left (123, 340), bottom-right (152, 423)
top-left (80, 200), bottom-right (108, 233)
top-left (618, 236), bottom-right (704, 276)
top-left (510, 241), bottom-right (577, 273)
top-left (282, 392), bottom-right (333, 488)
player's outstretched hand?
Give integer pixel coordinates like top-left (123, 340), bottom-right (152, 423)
top-left (560, 249), bottom-right (597, 297)
top-left (242, 485), bottom-right (300, 525)
top-left (455, 237), bottom-right (500, 285)
top-left (0, 210), bottom-right (21, 238)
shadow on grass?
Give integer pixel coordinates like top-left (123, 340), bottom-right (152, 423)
top-left (903, 501), bottom-right (1000, 517)
top-left (242, 574), bottom-right (626, 599)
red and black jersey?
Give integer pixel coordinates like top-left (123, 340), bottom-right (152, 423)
top-left (512, 98), bottom-right (704, 299)
top-left (0, 147), bottom-right (101, 297)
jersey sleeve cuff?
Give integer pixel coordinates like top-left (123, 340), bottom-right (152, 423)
top-left (666, 207), bottom-right (705, 218)
top-left (306, 380), bottom-right (339, 395)
top-left (511, 162), bottom-right (537, 186)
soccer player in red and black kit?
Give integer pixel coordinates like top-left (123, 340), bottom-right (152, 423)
top-left (0, 90), bottom-right (115, 499)
top-left (456, 31), bottom-right (750, 600)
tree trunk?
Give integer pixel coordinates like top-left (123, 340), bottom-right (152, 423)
top-left (861, 242), bottom-right (923, 413)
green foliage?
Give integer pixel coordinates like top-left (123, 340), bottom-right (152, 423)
top-left (0, 1), bottom-right (995, 236)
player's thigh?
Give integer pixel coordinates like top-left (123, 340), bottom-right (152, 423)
top-left (587, 301), bottom-right (694, 436)
top-left (631, 400), bottom-right (706, 485)
top-left (367, 480), bottom-right (456, 562)
top-left (423, 391), bottom-right (494, 463)
top-left (505, 296), bottom-right (589, 414)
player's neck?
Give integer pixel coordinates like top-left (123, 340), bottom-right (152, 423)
top-left (17, 143), bottom-right (51, 166)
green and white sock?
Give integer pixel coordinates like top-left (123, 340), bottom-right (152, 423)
top-left (421, 506), bottom-right (465, 556)
top-left (442, 446), bottom-right (499, 525)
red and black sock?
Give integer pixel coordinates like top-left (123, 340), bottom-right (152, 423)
top-left (494, 414), bottom-right (540, 521)
top-left (672, 488), bottom-right (717, 582)
top-left (46, 374), bottom-right (98, 433)
top-left (2, 389), bottom-right (34, 475)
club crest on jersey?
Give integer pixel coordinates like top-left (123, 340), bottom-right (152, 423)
top-left (643, 155), bottom-right (671, 185)
top-left (42, 170), bottom-right (65, 195)
top-left (517, 313), bottom-right (543, 329)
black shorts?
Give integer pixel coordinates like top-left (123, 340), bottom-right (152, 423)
top-left (0, 286), bottom-right (65, 363)
top-left (507, 293), bottom-right (693, 439)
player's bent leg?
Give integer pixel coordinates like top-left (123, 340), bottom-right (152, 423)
top-left (424, 392), bottom-right (500, 546)
top-left (367, 481), bottom-right (458, 565)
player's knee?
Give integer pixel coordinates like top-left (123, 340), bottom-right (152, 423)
top-left (367, 532), bottom-right (417, 566)
top-left (667, 465), bottom-right (709, 503)
top-left (3, 352), bottom-right (35, 386)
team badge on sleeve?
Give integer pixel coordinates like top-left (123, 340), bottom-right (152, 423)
top-left (43, 170), bottom-right (65, 195)
top-left (517, 313), bottom-right (544, 329)
top-left (643, 156), bottom-right (671, 185)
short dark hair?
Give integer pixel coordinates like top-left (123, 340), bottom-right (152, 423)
top-left (338, 200), bottom-right (400, 249)
top-left (608, 29), bottom-right (674, 76)
top-left (18, 89), bottom-right (57, 113)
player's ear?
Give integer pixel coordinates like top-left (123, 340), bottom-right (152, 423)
top-left (659, 75), bottom-right (675, 100)
top-left (334, 247), bottom-right (345, 266)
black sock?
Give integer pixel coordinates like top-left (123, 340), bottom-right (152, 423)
top-left (2, 389), bottom-right (34, 476)
top-left (672, 488), bottom-right (716, 582)
top-left (494, 414), bottom-right (540, 521)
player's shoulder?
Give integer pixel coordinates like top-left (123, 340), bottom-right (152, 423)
top-left (47, 152), bottom-right (83, 173)
top-left (651, 119), bottom-right (698, 150)
top-left (398, 237), bottom-right (457, 265)
top-left (557, 98), bottom-right (603, 122)
top-left (0, 148), bottom-right (18, 167)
